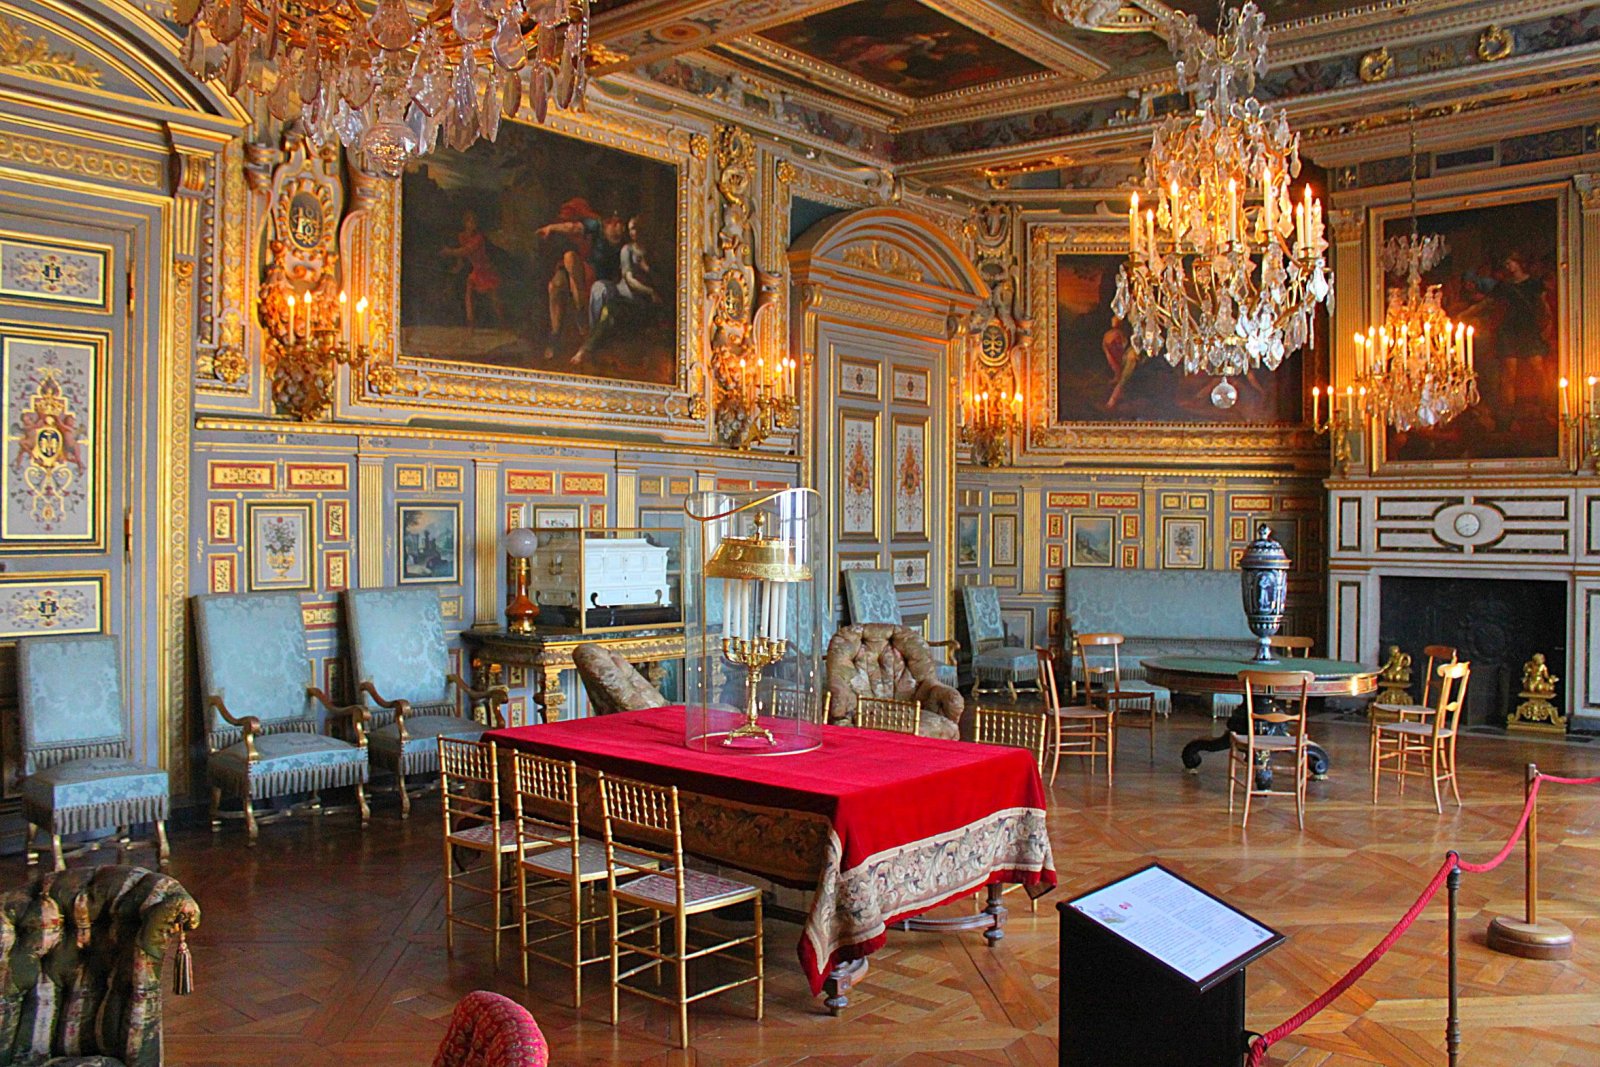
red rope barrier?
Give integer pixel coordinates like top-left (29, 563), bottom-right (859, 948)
top-left (1245, 769), bottom-right (1597, 1066)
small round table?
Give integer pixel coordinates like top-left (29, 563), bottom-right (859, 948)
top-left (1142, 655), bottom-right (1378, 782)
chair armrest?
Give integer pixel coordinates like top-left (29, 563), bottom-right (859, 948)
top-left (927, 638), bottom-right (961, 665)
top-left (206, 695), bottom-right (262, 764)
top-left (447, 672), bottom-right (509, 729)
top-left (359, 680), bottom-right (411, 741)
top-left (308, 687), bottom-right (369, 748)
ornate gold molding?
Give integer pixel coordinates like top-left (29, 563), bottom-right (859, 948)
top-left (0, 14), bottom-right (100, 87)
top-left (0, 130), bottom-right (161, 188)
top-left (840, 241), bottom-right (924, 282)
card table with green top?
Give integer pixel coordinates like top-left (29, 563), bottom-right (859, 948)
top-left (1141, 655), bottom-right (1378, 784)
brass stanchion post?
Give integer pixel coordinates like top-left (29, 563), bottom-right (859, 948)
top-left (1487, 763), bottom-right (1574, 958)
top-left (1446, 858), bottom-right (1460, 1067)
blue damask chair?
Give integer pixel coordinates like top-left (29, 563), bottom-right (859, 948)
top-left (843, 569), bottom-right (958, 687)
top-left (16, 635), bottom-right (170, 872)
top-left (193, 592), bottom-right (371, 842)
top-left (960, 586), bottom-right (1039, 701)
top-left (345, 587), bottom-right (508, 817)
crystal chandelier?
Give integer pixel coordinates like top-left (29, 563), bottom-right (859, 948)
top-left (175, 0), bottom-right (591, 177)
top-left (1354, 110), bottom-right (1478, 431)
top-left (1113, 2), bottom-right (1332, 408)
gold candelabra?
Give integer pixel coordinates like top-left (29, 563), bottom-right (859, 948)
top-left (717, 356), bottom-right (799, 450)
top-left (960, 385), bottom-right (1023, 467)
top-left (1311, 384), bottom-right (1365, 473)
top-left (1558, 376), bottom-right (1600, 470)
top-left (260, 282), bottom-right (380, 421)
top-left (719, 635), bottom-right (787, 745)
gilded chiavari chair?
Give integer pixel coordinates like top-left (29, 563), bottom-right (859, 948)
top-left (853, 696), bottom-right (922, 736)
top-left (973, 706), bottom-right (1049, 775)
top-left (766, 684), bottom-right (817, 723)
top-left (512, 751), bottom-right (657, 1006)
top-left (439, 736), bottom-right (518, 967)
top-left (1078, 632), bottom-right (1158, 762)
top-left (1229, 670), bottom-right (1315, 829)
top-left (1267, 635), bottom-right (1314, 657)
top-left (1372, 644), bottom-right (1459, 728)
top-left (1371, 659), bottom-right (1471, 813)
top-left (599, 773), bottom-right (763, 1049)
top-left (1036, 646), bottom-right (1113, 786)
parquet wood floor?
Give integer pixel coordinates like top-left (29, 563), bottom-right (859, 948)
top-left (16, 711), bottom-right (1600, 1065)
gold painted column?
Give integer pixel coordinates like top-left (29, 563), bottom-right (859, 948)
top-left (616, 466), bottom-right (638, 528)
top-left (1572, 175), bottom-right (1600, 390)
top-left (473, 459), bottom-right (501, 628)
top-left (358, 453), bottom-right (385, 588)
top-left (1328, 208), bottom-right (1368, 472)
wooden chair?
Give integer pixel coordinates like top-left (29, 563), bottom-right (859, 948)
top-left (1267, 635), bottom-right (1314, 657)
top-left (440, 737), bottom-right (518, 968)
top-left (511, 751), bottom-right (657, 1006)
top-left (1373, 644), bottom-right (1459, 726)
top-left (1078, 633), bottom-right (1157, 762)
top-left (1229, 670), bottom-right (1315, 829)
top-left (1036, 646), bottom-right (1113, 786)
top-left (973, 706), bottom-right (1049, 775)
top-left (599, 773), bottom-right (763, 1049)
top-left (853, 696), bottom-right (922, 736)
top-left (1371, 660), bottom-right (1471, 813)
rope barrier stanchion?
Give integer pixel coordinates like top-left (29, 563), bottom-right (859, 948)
top-left (1446, 855), bottom-right (1460, 1067)
top-left (1487, 763), bottom-right (1575, 960)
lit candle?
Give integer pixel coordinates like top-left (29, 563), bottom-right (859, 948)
top-left (1312, 385), bottom-right (1321, 427)
top-left (1129, 191), bottom-right (1140, 254)
top-left (1467, 327), bottom-right (1475, 373)
top-left (1344, 384), bottom-right (1354, 418)
top-left (1354, 332), bottom-right (1365, 379)
top-left (1145, 209), bottom-right (1155, 258)
top-left (1262, 169), bottom-right (1274, 234)
top-left (1589, 375), bottom-right (1598, 416)
top-left (338, 289), bottom-right (348, 340)
top-left (1560, 376), bottom-right (1570, 418)
top-left (355, 296), bottom-right (369, 348)
top-left (304, 290), bottom-right (315, 338)
top-left (1227, 178), bottom-right (1238, 243)
top-left (285, 293), bottom-right (297, 339)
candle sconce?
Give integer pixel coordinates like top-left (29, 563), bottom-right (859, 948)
top-left (1310, 384), bottom-right (1366, 474)
top-left (1558, 376), bottom-right (1600, 471)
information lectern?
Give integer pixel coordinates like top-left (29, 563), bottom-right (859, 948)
top-left (1058, 864), bottom-right (1283, 1067)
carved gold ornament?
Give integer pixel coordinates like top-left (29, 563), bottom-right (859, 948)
top-left (1359, 47), bottom-right (1393, 83)
top-left (841, 242), bottom-right (924, 283)
top-left (0, 15), bottom-right (101, 87)
top-left (1477, 25), bottom-right (1513, 62)
top-left (211, 345), bottom-right (248, 384)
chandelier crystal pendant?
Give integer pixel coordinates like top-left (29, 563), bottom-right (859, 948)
top-left (175, 0), bottom-right (591, 177)
top-left (1112, 2), bottom-right (1332, 408)
top-left (1354, 109), bottom-right (1478, 431)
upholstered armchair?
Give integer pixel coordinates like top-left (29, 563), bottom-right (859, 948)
top-left (0, 865), bottom-right (199, 1067)
top-left (193, 592), bottom-right (371, 841)
top-left (573, 643), bottom-right (668, 715)
top-left (824, 623), bottom-right (965, 740)
top-left (842, 570), bottom-right (960, 688)
top-left (960, 586), bottom-right (1039, 701)
top-left (345, 587), bottom-right (508, 816)
top-left (16, 635), bottom-right (169, 872)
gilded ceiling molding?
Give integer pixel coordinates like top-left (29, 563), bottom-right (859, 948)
top-left (0, 13), bottom-right (101, 87)
top-left (0, 129), bottom-right (161, 188)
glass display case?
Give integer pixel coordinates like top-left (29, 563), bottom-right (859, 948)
top-left (682, 487), bottom-right (824, 754)
top-left (525, 525), bottom-right (684, 633)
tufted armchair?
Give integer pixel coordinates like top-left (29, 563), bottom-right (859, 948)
top-left (0, 865), bottom-right (199, 1067)
top-left (16, 636), bottom-right (169, 872)
top-left (193, 592), bottom-right (371, 842)
top-left (573, 643), bottom-right (668, 715)
top-left (824, 624), bottom-right (965, 740)
top-left (433, 991), bottom-right (548, 1067)
top-left (842, 570), bottom-right (959, 688)
top-left (344, 587), bottom-right (508, 817)
top-left (960, 586), bottom-right (1039, 701)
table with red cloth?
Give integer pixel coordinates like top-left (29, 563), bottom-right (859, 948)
top-left (484, 706), bottom-right (1055, 1005)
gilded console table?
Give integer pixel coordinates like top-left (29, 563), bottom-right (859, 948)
top-left (460, 627), bottom-right (685, 723)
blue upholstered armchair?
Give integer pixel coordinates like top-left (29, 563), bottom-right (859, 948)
top-left (193, 592), bottom-right (371, 842)
top-left (959, 586), bottom-right (1039, 701)
top-left (344, 587), bottom-right (508, 817)
top-left (16, 635), bottom-right (170, 872)
top-left (842, 569), bottom-right (959, 688)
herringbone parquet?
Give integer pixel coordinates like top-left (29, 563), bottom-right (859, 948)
top-left (14, 710), bottom-right (1600, 1065)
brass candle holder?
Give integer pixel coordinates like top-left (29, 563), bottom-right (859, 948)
top-left (719, 635), bottom-right (787, 745)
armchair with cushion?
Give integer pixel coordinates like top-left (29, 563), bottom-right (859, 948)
top-left (344, 587), bottom-right (509, 816)
top-left (959, 586), bottom-right (1039, 701)
top-left (824, 623), bottom-right (965, 740)
top-left (0, 864), bottom-right (199, 1067)
top-left (193, 592), bottom-right (371, 841)
top-left (842, 570), bottom-right (959, 688)
top-left (573, 643), bottom-right (668, 715)
top-left (16, 635), bottom-right (169, 872)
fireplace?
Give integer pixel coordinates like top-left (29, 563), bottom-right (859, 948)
top-left (1377, 576), bottom-right (1567, 728)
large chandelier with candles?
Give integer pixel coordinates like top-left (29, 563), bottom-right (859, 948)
top-left (1113, 2), bottom-right (1332, 408)
top-left (1354, 110), bottom-right (1478, 431)
top-left (175, 0), bottom-right (591, 177)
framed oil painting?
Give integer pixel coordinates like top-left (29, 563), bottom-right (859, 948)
top-left (1375, 191), bottom-right (1563, 465)
top-left (1052, 251), bottom-right (1305, 425)
top-left (246, 502), bottom-right (313, 591)
top-left (956, 514), bottom-right (980, 566)
top-left (1069, 515), bottom-right (1114, 568)
top-left (533, 505), bottom-right (581, 530)
top-left (400, 121), bottom-right (678, 386)
top-left (398, 503), bottom-right (460, 585)
top-left (1162, 517), bottom-right (1206, 570)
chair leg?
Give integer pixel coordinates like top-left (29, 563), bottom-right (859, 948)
top-left (1228, 747), bottom-right (1237, 814)
top-left (399, 773), bottom-right (411, 819)
top-left (753, 892), bottom-right (765, 1021)
top-left (1007, 681), bottom-right (1018, 702)
top-left (25, 823), bottom-right (38, 868)
top-left (1447, 737), bottom-right (1463, 807)
top-left (608, 893), bottom-right (621, 1026)
top-left (210, 787), bottom-right (223, 832)
top-left (443, 836), bottom-right (456, 957)
top-left (50, 832), bottom-right (64, 872)
top-left (1371, 734), bottom-right (1381, 804)
top-left (1049, 718), bottom-right (1061, 787)
top-left (115, 825), bottom-right (129, 863)
top-left (1430, 746), bottom-right (1443, 815)
top-left (156, 820), bottom-right (171, 870)
top-left (243, 793), bottom-right (258, 843)
top-left (570, 876), bottom-right (584, 1008)
top-left (356, 783), bottom-right (370, 826)
top-left (491, 849), bottom-right (502, 970)
top-left (676, 914), bottom-right (689, 1050)
top-left (1240, 752), bottom-right (1253, 830)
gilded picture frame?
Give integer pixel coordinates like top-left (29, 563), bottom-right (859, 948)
top-left (246, 502), bottom-right (314, 591)
top-left (1069, 514), bottom-right (1114, 567)
top-left (991, 513), bottom-right (1018, 568)
top-left (0, 571), bottom-right (107, 639)
top-left (838, 408), bottom-right (880, 542)
top-left (956, 514), bottom-right (981, 566)
top-left (1162, 516), bottom-right (1207, 570)
top-left (890, 413), bottom-right (928, 542)
top-left (397, 502), bottom-right (461, 585)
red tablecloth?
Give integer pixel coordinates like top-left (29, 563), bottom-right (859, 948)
top-left (485, 706), bottom-right (1055, 994)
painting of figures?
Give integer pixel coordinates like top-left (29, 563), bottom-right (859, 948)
top-left (1381, 196), bottom-right (1561, 463)
top-left (400, 121), bottom-right (677, 385)
top-left (1053, 253), bottom-right (1305, 425)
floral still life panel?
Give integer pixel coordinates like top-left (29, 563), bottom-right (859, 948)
top-left (401, 122), bottom-right (678, 385)
top-left (247, 503), bottom-right (313, 591)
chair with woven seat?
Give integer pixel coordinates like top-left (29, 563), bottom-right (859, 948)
top-left (193, 592), bottom-right (372, 842)
top-left (1372, 659), bottom-right (1471, 813)
top-left (600, 772), bottom-right (763, 1049)
top-left (16, 635), bottom-right (170, 872)
top-left (440, 736), bottom-right (518, 967)
top-left (843, 569), bottom-right (958, 687)
top-left (1229, 669), bottom-right (1315, 829)
top-left (824, 623), bottom-right (966, 739)
top-left (573, 642), bottom-right (668, 715)
top-left (345, 587), bottom-right (509, 817)
top-left (1372, 643), bottom-right (1458, 728)
top-left (0, 865), bottom-right (200, 1067)
top-left (1267, 635), bottom-right (1314, 658)
top-left (1078, 632), bottom-right (1157, 762)
top-left (432, 990), bottom-right (548, 1067)
top-left (1036, 646), bottom-right (1113, 786)
top-left (853, 696), bottom-right (921, 736)
top-left (973, 705), bottom-right (1049, 775)
top-left (511, 750), bottom-right (658, 1006)
top-left (961, 586), bottom-right (1039, 701)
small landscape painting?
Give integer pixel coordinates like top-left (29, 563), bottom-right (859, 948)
top-left (398, 504), bottom-right (460, 585)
